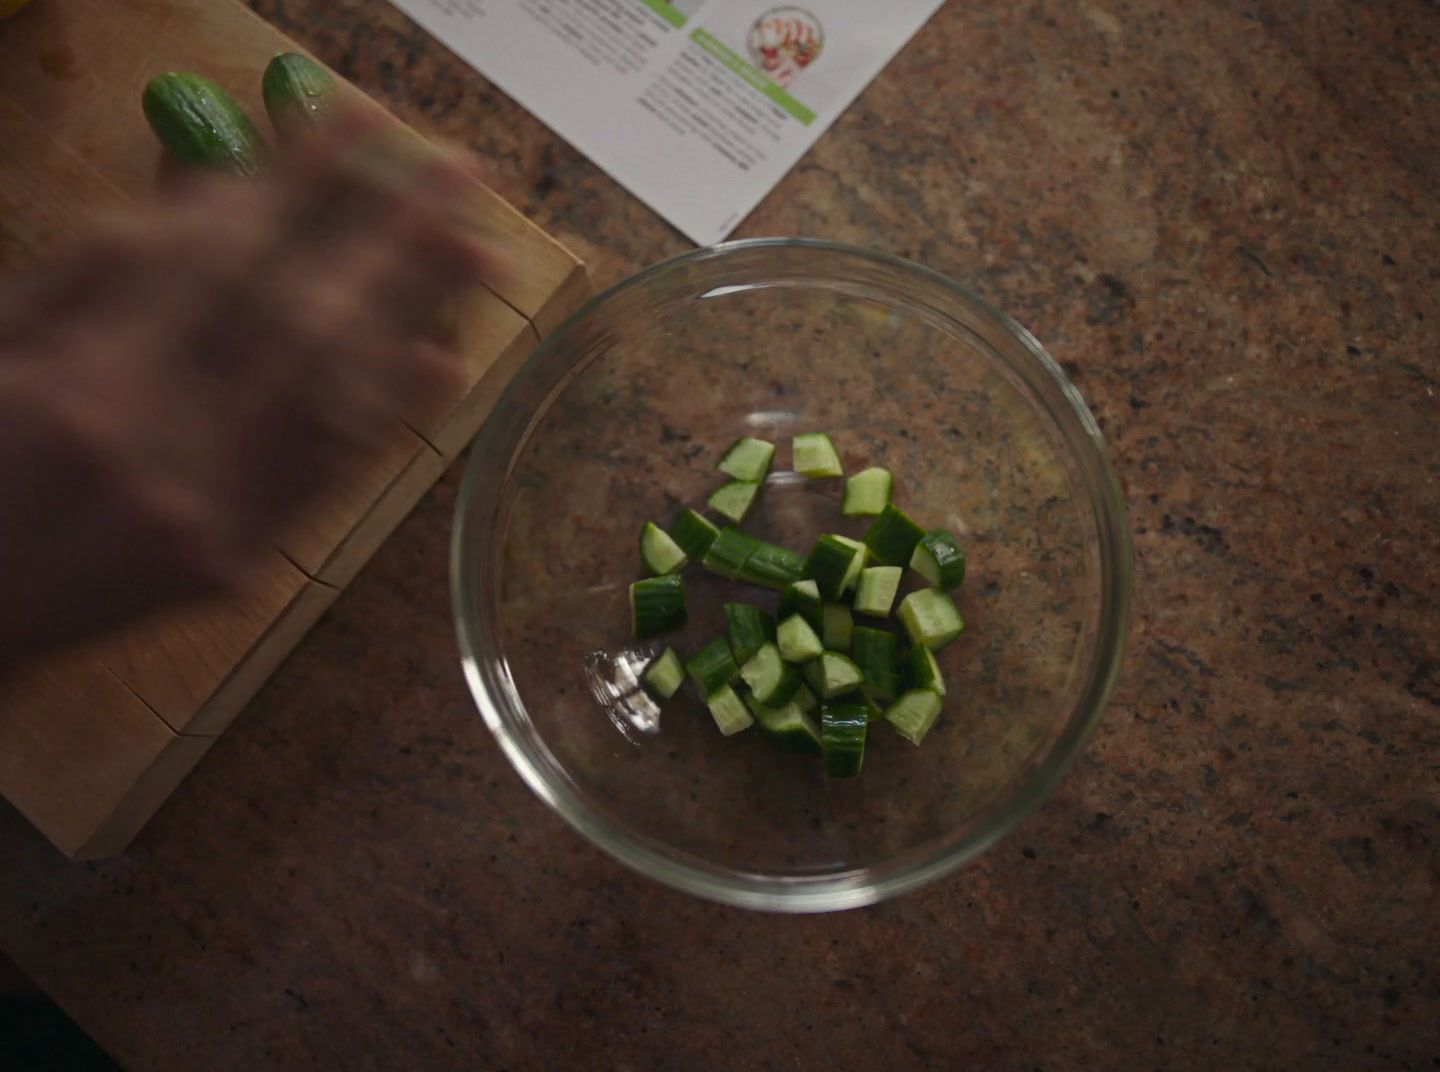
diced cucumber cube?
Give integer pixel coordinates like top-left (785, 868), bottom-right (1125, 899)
top-left (804, 534), bottom-right (863, 601)
top-left (821, 700), bottom-right (868, 776)
top-left (738, 541), bottom-right (805, 590)
top-left (832, 534), bottom-right (870, 592)
top-left (686, 636), bottom-right (740, 696)
top-left (851, 626), bottom-right (901, 700)
top-left (640, 521), bottom-right (688, 576)
top-left (803, 650), bottom-right (865, 699)
top-left (792, 432), bottom-right (843, 478)
top-left (898, 589), bottom-right (965, 651)
top-left (725, 603), bottom-right (775, 665)
top-left (822, 603), bottom-right (853, 651)
top-left (739, 642), bottom-right (803, 706)
top-left (907, 645), bottom-right (946, 695)
top-left (910, 529), bottom-right (967, 589)
top-left (702, 527), bottom-right (760, 579)
top-left (842, 466), bottom-right (892, 517)
top-left (884, 689), bottom-right (943, 745)
top-left (707, 684), bottom-right (754, 736)
top-left (641, 647), bottom-right (685, 700)
top-left (777, 613), bottom-right (824, 664)
top-left (708, 480), bottom-right (761, 524)
top-left (718, 436), bottom-right (776, 482)
top-left (747, 697), bottom-right (823, 753)
top-left (863, 504), bottom-right (927, 566)
top-left (631, 575), bottom-right (686, 639)
top-left (779, 579), bottom-right (823, 629)
top-left (792, 683), bottom-right (819, 713)
top-left (670, 508), bottom-right (719, 559)
top-left (854, 565), bottom-right (903, 617)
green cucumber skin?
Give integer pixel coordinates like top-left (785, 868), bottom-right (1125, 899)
top-left (686, 637), bottom-right (740, 696)
top-left (863, 504), bottom-right (927, 567)
top-left (702, 527), bottom-right (760, 580)
top-left (821, 701), bottom-right (868, 776)
top-left (804, 535), bottom-right (858, 601)
top-left (913, 529), bottom-right (967, 589)
top-left (906, 645), bottom-right (946, 695)
top-left (262, 53), bottom-right (338, 142)
top-left (852, 626), bottom-right (901, 700)
top-left (670, 508), bottom-right (720, 559)
top-left (779, 581), bottom-right (823, 629)
top-left (725, 603), bottom-right (776, 665)
top-left (631, 575), bottom-right (686, 639)
top-left (738, 542), bottom-right (805, 590)
top-left (142, 73), bottom-right (268, 175)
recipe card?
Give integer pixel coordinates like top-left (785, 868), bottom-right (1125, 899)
top-left (386, 0), bottom-right (944, 245)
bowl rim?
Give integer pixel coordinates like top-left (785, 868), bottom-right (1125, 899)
top-left (452, 237), bottom-right (1133, 913)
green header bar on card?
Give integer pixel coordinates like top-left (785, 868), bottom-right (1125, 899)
top-left (691, 27), bottom-right (816, 125)
top-left (639, 0), bottom-right (687, 28)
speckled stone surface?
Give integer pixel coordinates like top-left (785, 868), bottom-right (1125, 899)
top-left (2, 0), bottom-right (1438, 1068)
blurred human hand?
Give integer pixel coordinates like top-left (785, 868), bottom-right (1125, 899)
top-left (0, 110), bottom-right (488, 668)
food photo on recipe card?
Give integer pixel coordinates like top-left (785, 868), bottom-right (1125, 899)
top-left (385, 0), bottom-right (944, 244)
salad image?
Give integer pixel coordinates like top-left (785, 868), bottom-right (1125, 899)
top-left (747, 7), bottom-right (824, 88)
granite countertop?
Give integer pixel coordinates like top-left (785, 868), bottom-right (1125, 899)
top-left (2, 1), bottom-right (1437, 1068)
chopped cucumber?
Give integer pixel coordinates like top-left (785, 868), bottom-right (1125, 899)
top-left (640, 521), bottom-right (688, 576)
top-left (708, 480), bottom-right (761, 524)
top-left (746, 696), bottom-right (822, 753)
top-left (863, 503), bottom-right (927, 566)
top-left (906, 644), bottom-right (946, 695)
top-left (777, 613), bottom-right (824, 663)
top-left (670, 507), bottom-right (719, 559)
top-left (631, 575), bottom-right (686, 639)
top-left (833, 535), bottom-right (870, 592)
top-left (702, 527), bottom-right (760, 580)
top-left (803, 650), bottom-right (865, 699)
top-left (725, 603), bottom-right (775, 665)
top-left (910, 529), bottom-right (967, 589)
top-left (707, 684), bottom-right (754, 736)
top-left (851, 626), bottom-right (901, 700)
top-left (885, 689), bottom-right (943, 745)
top-left (858, 690), bottom-right (885, 722)
top-left (842, 466), bottom-right (892, 517)
top-left (804, 534), bottom-right (864, 601)
top-left (718, 436), bottom-right (775, 482)
top-left (898, 589), bottom-right (965, 651)
top-left (739, 642), bottom-right (804, 706)
top-left (641, 647), bottom-right (685, 700)
top-left (853, 565), bottom-right (902, 617)
top-left (738, 541), bottom-right (805, 590)
top-left (821, 700), bottom-right (868, 776)
top-left (792, 432), bottom-right (843, 478)
top-left (625, 428), bottom-right (968, 773)
top-left (822, 603), bottom-right (853, 651)
top-left (779, 579), bottom-right (823, 629)
top-left (686, 636), bottom-right (739, 696)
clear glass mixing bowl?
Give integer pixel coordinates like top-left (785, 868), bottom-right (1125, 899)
top-left (452, 239), bottom-right (1132, 912)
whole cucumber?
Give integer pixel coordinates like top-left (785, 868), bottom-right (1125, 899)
top-left (262, 53), bottom-right (337, 143)
top-left (141, 72), bottom-right (268, 175)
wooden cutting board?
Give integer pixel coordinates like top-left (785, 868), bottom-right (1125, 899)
top-left (0, 0), bottom-right (590, 858)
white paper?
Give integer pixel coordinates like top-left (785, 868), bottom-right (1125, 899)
top-left (386, 0), bottom-right (944, 245)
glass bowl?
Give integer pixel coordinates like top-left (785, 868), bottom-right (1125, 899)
top-left (452, 239), bottom-right (1131, 913)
